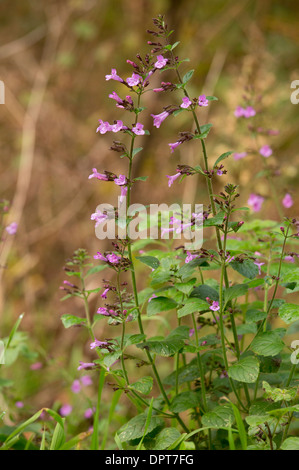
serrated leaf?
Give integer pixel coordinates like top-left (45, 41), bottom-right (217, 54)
top-left (129, 377), bottom-right (153, 395)
top-left (228, 356), bottom-right (260, 383)
top-left (281, 437), bottom-right (299, 450)
top-left (230, 260), bottom-right (259, 279)
top-left (147, 296), bottom-right (177, 317)
top-left (201, 404), bottom-right (234, 429)
top-left (213, 151), bottom-right (233, 169)
top-left (136, 255), bottom-right (160, 270)
top-left (170, 391), bottom-right (199, 413)
top-left (117, 413), bottom-right (164, 442)
top-left (250, 332), bottom-right (285, 357)
top-left (190, 284), bottom-right (219, 301)
top-left (152, 428), bottom-right (181, 450)
top-left (279, 303), bottom-right (299, 324)
top-left (177, 298), bottom-right (209, 318)
top-left (174, 278), bottom-right (196, 295)
top-left (224, 284), bottom-right (249, 305)
top-left (61, 315), bottom-right (86, 329)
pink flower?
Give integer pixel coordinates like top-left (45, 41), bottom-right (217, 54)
top-left (151, 111), bottom-right (169, 128)
top-left (91, 210), bottom-right (108, 227)
top-left (60, 404), bottom-right (72, 417)
top-left (168, 141), bottom-right (182, 153)
top-left (282, 193), bottom-right (293, 209)
top-left (154, 55), bottom-right (168, 69)
top-left (105, 68), bottom-right (123, 82)
top-left (198, 94), bottom-right (209, 107)
top-left (114, 174), bottom-right (126, 186)
top-left (210, 301), bottom-right (220, 312)
top-left (126, 73), bottom-right (142, 87)
top-left (166, 172), bottom-right (181, 188)
top-left (106, 253), bottom-right (121, 264)
top-left (119, 185), bottom-right (128, 204)
top-left (97, 307), bottom-right (110, 316)
top-left (132, 123), bottom-right (145, 135)
top-left (77, 361), bottom-right (95, 371)
top-left (111, 120), bottom-right (125, 132)
top-left (233, 152), bottom-right (247, 160)
top-left (285, 255), bottom-right (295, 263)
top-left (148, 294), bottom-right (157, 302)
top-left (30, 362), bottom-right (42, 371)
top-left (15, 401), bottom-right (24, 409)
top-left (96, 120), bottom-right (112, 134)
top-left (71, 380), bottom-right (81, 394)
top-left (180, 97), bottom-right (192, 108)
top-left (254, 261), bottom-right (265, 275)
top-left (88, 168), bottom-right (109, 180)
top-left (243, 106), bottom-right (256, 118)
top-left (84, 408), bottom-right (94, 419)
top-left (94, 252), bottom-right (107, 261)
top-left (234, 106), bottom-right (245, 118)
top-left (185, 252), bottom-right (198, 263)
top-left (259, 145), bottom-right (272, 158)
top-left (248, 193), bottom-right (264, 212)
top-left (101, 288), bottom-right (109, 299)
top-left (5, 222), bottom-right (18, 235)
top-left (90, 339), bottom-right (109, 350)
top-left (109, 91), bottom-right (123, 105)
top-left (81, 375), bottom-right (93, 387)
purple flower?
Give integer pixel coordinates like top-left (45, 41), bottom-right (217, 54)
top-left (30, 362), bottom-right (42, 370)
top-left (132, 123), bottom-right (145, 135)
top-left (101, 288), bottom-right (109, 299)
top-left (151, 111), bottom-right (169, 128)
top-left (259, 145), bottom-right (272, 158)
top-left (234, 106), bottom-right (245, 118)
top-left (88, 168), bottom-right (109, 180)
top-left (97, 307), bottom-right (110, 316)
top-left (282, 193), bottom-right (293, 209)
top-left (91, 210), bottom-right (108, 227)
top-left (5, 222), bottom-right (18, 235)
top-left (111, 120), bottom-right (125, 132)
top-left (114, 174), bottom-right (126, 186)
top-left (105, 68), bottom-right (123, 82)
top-left (154, 54), bottom-right (168, 69)
top-left (243, 106), bottom-right (256, 118)
top-left (119, 185), bottom-right (128, 205)
top-left (96, 120), bottom-right (112, 134)
top-left (84, 408), bottom-right (94, 419)
top-left (168, 141), bottom-right (182, 153)
top-left (198, 94), bottom-right (209, 107)
top-left (71, 380), bottom-right (81, 394)
top-left (81, 375), bottom-right (93, 387)
top-left (60, 404), bottom-right (72, 417)
top-left (248, 193), bottom-right (264, 212)
top-left (285, 255), bottom-right (295, 263)
top-left (77, 361), bottom-right (95, 371)
top-left (180, 97), bottom-right (192, 108)
top-left (166, 172), bottom-right (181, 188)
top-left (109, 91), bottom-right (123, 105)
top-left (94, 252), bottom-right (107, 261)
top-left (106, 253), bottom-right (121, 264)
top-left (15, 401), bottom-right (24, 409)
top-left (233, 152), bottom-right (247, 160)
top-left (254, 261), bottom-right (265, 275)
top-left (185, 251), bottom-right (198, 263)
top-left (90, 339), bottom-right (109, 350)
top-left (209, 301), bottom-right (220, 312)
top-left (126, 73), bottom-right (142, 87)
top-left (148, 294), bottom-right (157, 302)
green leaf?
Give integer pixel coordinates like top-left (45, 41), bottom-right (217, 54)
top-left (262, 381), bottom-right (297, 402)
top-left (136, 255), bottom-right (160, 270)
top-left (213, 151), bottom-right (233, 169)
top-left (137, 329), bottom-right (185, 357)
top-left (132, 147), bottom-right (143, 158)
top-left (224, 284), bottom-right (249, 305)
top-left (152, 428), bottom-right (181, 450)
top-left (174, 278), bottom-right (196, 295)
top-left (170, 392), bottom-right (199, 413)
top-left (228, 356), bottom-right (260, 383)
top-left (129, 377), bottom-right (153, 396)
top-left (147, 296), bottom-right (177, 317)
top-left (182, 69), bottom-right (194, 84)
top-left (246, 309), bottom-right (267, 323)
top-left (177, 298), bottom-right (209, 318)
top-left (164, 363), bottom-right (201, 386)
top-left (280, 437), bottom-right (299, 450)
top-left (279, 303), bottom-right (299, 324)
top-left (117, 413), bottom-right (164, 442)
top-left (190, 284), bottom-right (219, 301)
top-left (230, 260), bottom-right (259, 279)
top-left (250, 332), bottom-right (285, 356)
top-left (61, 315), bottom-right (87, 329)
top-left (201, 404), bottom-right (235, 429)
top-left (85, 264), bottom-right (107, 277)
top-left (203, 211), bottom-right (225, 227)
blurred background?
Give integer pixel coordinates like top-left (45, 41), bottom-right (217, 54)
top-left (0, 0), bottom-right (298, 420)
